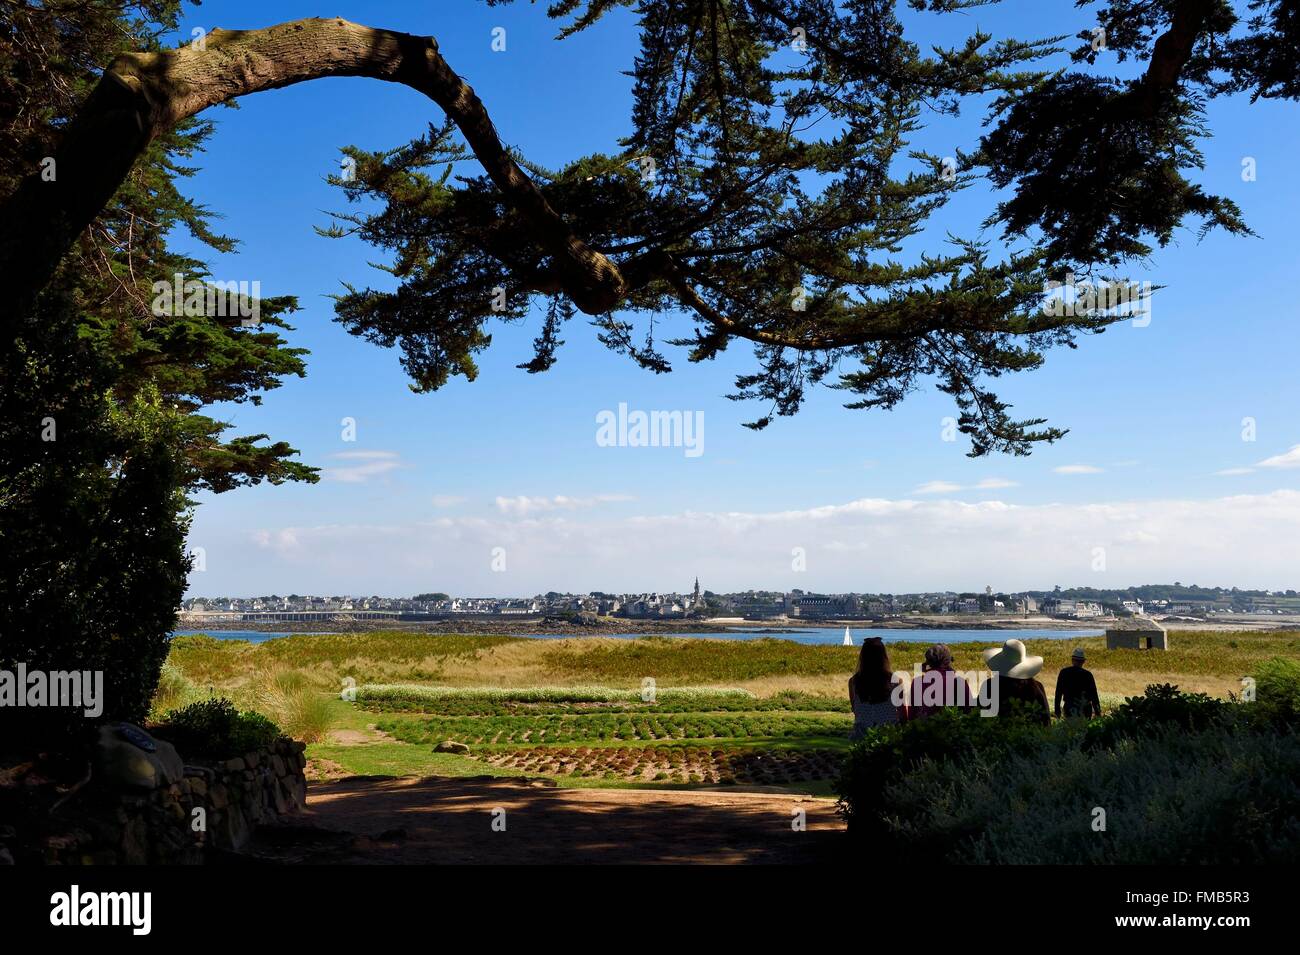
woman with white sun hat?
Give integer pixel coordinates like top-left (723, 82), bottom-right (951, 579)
top-left (977, 638), bottom-right (1051, 725)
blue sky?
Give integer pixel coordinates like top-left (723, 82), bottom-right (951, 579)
top-left (173, 0), bottom-right (1300, 596)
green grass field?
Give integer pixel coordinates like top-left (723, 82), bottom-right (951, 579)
top-left (156, 629), bottom-right (1297, 793)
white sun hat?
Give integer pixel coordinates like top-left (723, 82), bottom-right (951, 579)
top-left (983, 638), bottom-right (1044, 679)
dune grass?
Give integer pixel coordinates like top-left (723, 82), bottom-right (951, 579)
top-left (166, 629), bottom-right (1294, 697)
top-left (537, 631), bottom-right (1299, 685)
top-left (152, 642), bottom-right (371, 742)
top-left (165, 632), bottom-right (521, 690)
top-left (253, 670), bottom-right (336, 743)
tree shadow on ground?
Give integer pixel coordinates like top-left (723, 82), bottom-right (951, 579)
top-left (242, 775), bottom-right (846, 865)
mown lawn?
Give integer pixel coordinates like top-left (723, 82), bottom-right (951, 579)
top-left (305, 741), bottom-right (525, 780)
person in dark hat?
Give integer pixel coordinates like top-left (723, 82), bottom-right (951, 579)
top-left (1055, 647), bottom-right (1102, 719)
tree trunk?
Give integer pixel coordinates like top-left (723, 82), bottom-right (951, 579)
top-left (0, 17), bottom-right (627, 319)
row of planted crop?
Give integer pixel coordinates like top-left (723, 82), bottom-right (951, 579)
top-left (354, 684), bottom-right (849, 714)
top-left (377, 712), bottom-right (851, 746)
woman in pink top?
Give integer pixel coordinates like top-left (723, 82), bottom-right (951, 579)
top-left (908, 643), bottom-right (975, 720)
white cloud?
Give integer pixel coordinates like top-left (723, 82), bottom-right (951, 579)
top-left (1054, 464), bottom-right (1104, 475)
top-left (494, 493), bottom-right (635, 517)
top-left (913, 480), bottom-right (962, 495)
top-left (196, 490), bottom-right (1300, 596)
top-left (321, 450), bottom-right (402, 484)
top-left (252, 528), bottom-right (301, 552)
top-left (1210, 443), bottom-right (1300, 477)
top-left (1257, 444), bottom-right (1300, 469)
top-left (913, 478), bottom-right (1018, 495)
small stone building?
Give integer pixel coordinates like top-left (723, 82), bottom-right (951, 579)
top-left (1106, 616), bottom-right (1169, 650)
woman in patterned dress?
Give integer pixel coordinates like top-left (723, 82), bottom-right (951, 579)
top-left (848, 637), bottom-right (909, 740)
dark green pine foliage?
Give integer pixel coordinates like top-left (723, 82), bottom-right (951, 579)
top-left (330, 0), bottom-right (1128, 455)
top-left (0, 0), bottom-right (317, 492)
top-left (0, 1), bottom-right (314, 742)
top-left (978, 0), bottom-right (1300, 266)
top-left (1, 289), bottom-right (189, 745)
top-left (331, 0), bottom-right (1296, 454)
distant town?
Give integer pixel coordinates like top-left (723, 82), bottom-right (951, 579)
top-left (181, 581), bottom-right (1300, 623)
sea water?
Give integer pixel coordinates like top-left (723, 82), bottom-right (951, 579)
top-left (174, 626), bottom-right (1101, 646)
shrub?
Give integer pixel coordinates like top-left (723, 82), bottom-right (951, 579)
top-left (882, 723), bottom-right (1300, 864)
top-left (1083, 683), bottom-right (1231, 750)
top-left (1251, 656), bottom-right (1300, 727)
top-left (158, 699), bottom-right (282, 759)
top-left (0, 293), bottom-right (189, 751)
top-left (836, 682), bottom-right (1300, 864)
top-left (835, 707), bottom-right (1051, 833)
top-left (228, 711), bottom-right (283, 754)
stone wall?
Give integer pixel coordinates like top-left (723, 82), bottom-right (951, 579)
top-left (0, 732), bottom-right (307, 865)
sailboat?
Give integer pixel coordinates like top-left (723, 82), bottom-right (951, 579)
top-left (842, 626), bottom-right (853, 646)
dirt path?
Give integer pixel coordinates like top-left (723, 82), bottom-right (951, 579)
top-left (249, 775), bottom-right (845, 864)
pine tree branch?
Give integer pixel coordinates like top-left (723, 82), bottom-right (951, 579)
top-left (1130, 0), bottom-right (1216, 116)
top-left (0, 17), bottom-right (628, 319)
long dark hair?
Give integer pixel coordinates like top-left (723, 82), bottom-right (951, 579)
top-left (852, 637), bottom-right (895, 704)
